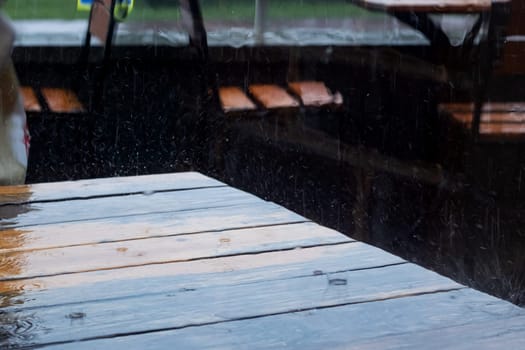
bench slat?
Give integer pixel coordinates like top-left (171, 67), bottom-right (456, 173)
top-left (219, 86), bottom-right (257, 113)
top-left (41, 88), bottom-right (85, 113)
top-left (288, 81), bottom-right (343, 107)
top-left (249, 84), bottom-right (299, 109)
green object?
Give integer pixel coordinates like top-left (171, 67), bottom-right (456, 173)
top-left (77, 0), bottom-right (134, 21)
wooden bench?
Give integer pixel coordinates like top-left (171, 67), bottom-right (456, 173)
top-left (439, 102), bottom-right (525, 140)
top-left (19, 0), bottom-right (119, 116)
top-left (20, 86), bottom-right (85, 114)
top-left (218, 81), bottom-right (343, 115)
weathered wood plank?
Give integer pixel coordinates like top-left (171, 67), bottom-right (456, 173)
top-left (0, 263), bottom-right (461, 347)
top-left (0, 172), bottom-right (224, 205)
top-left (1, 242), bottom-right (400, 310)
top-left (0, 222), bottom-right (350, 280)
top-left (341, 314), bottom-right (525, 350)
top-left (42, 289), bottom-right (524, 350)
top-left (0, 203), bottom-right (307, 253)
top-left (0, 186), bottom-right (261, 229)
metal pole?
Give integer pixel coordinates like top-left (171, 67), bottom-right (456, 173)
top-left (254, 0), bottom-right (267, 45)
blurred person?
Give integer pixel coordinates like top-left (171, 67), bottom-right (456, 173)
top-left (0, 6), bottom-right (29, 185)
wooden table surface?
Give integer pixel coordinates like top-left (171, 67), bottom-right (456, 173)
top-left (0, 172), bottom-right (524, 349)
top-left (349, 0), bottom-right (508, 12)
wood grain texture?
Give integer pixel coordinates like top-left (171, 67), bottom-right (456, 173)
top-left (41, 88), bottom-right (85, 113)
top-left (1, 242), bottom-right (398, 310)
top-left (44, 289), bottom-right (524, 350)
top-left (1, 173), bottom-right (521, 349)
top-left (0, 264), bottom-right (461, 348)
top-left (249, 85), bottom-right (299, 109)
top-left (0, 222), bottom-right (350, 280)
top-left (0, 203), bottom-right (307, 253)
top-left (219, 87), bottom-right (257, 113)
top-left (350, 0), bottom-right (494, 12)
top-left (19, 86), bottom-right (41, 112)
top-left (0, 186), bottom-right (261, 229)
top-left (0, 172), bottom-right (224, 205)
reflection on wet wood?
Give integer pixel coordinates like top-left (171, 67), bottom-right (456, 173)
top-left (0, 204), bottom-right (306, 253)
top-left (40, 88), bottom-right (85, 113)
top-left (0, 172), bottom-right (523, 348)
top-left (0, 223), bottom-right (349, 280)
top-left (0, 172), bottom-right (223, 205)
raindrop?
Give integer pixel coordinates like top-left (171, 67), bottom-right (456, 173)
top-left (328, 278), bottom-right (347, 286)
top-left (66, 312), bottom-right (86, 320)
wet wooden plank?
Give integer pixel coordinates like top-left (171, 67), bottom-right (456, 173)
top-left (1, 242), bottom-right (399, 309)
top-left (0, 263), bottom-right (461, 348)
top-left (351, 0), bottom-right (493, 12)
top-left (0, 203), bottom-right (307, 253)
top-left (0, 172), bottom-right (224, 205)
top-left (0, 222), bottom-right (350, 280)
top-left (249, 84), bottom-right (299, 109)
top-left (0, 186), bottom-right (262, 229)
top-left (40, 88), bottom-right (85, 113)
top-left (341, 314), bottom-right (525, 349)
top-left (219, 86), bottom-right (257, 113)
top-left (43, 289), bottom-right (524, 350)
top-left (19, 86), bottom-right (41, 112)
top-left (288, 81), bottom-right (342, 107)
